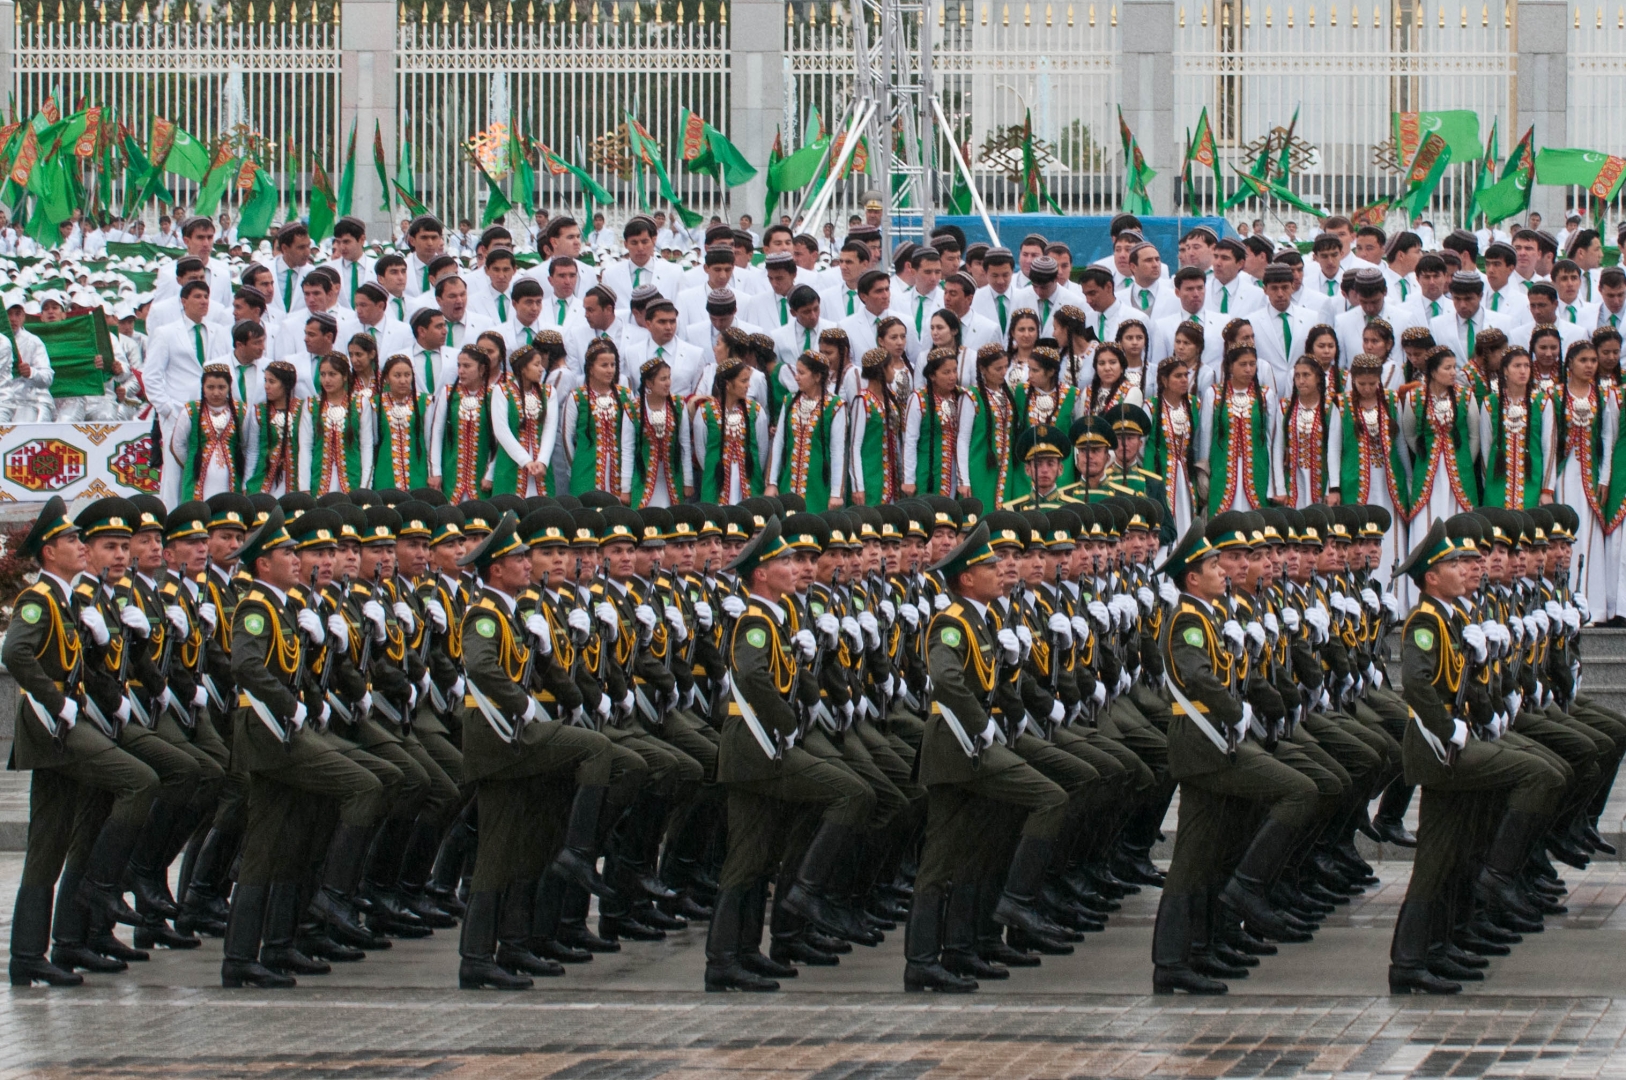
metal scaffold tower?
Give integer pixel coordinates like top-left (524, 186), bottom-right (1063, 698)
top-left (796, 0), bottom-right (997, 261)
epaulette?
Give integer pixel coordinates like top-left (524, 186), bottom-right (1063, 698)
top-left (945, 601), bottom-right (964, 617)
top-left (589, 582), bottom-right (607, 596)
top-left (72, 581), bottom-right (95, 599)
top-left (159, 579), bottom-right (181, 597)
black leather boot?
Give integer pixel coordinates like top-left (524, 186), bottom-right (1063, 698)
top-left (259, 883), bottom-right (331, 976)
top-left (704, 887), bottom-right (778, 991)
top-left (396, 819), bottom-right (457, 928)
top-left (904, 885), bottom-right (977, 992)
top-left (9, 885), bottom-right (82, 987)
top-left (739, 881), bottom-right (796, 978)
top-left (221, 885), bottom-right (295, 988)
top-left (426, 807), bottom-right (473, 918)
top-left (941, 881), bottom-right (1007, 980)
top-left (75, 821), bottom-right (141, 927)
top-left (780, 822), bottom-right (878, 945)
top-left (1474, 809), bottom-right (1544, 922)
top-left (363, 818), bottom-right (429, 935)
top-left (556, 882), bottom-right (620, 952)
top-left (459, 890), bottom-right (533, 990)
top-left (992, 837), bottom-right (1069, 940)
top-left (126, 800), bottom-right (181, 919)
top-left (133, 916), bottom-right (201, 951)
top-left (1372, 781), bottom-right (1417, 846)
top-left (495, 879), bottom-right (563, 977)
top-left (51, 865), bottom-right (125, 973)
top-left (176, 827), bottom-right (232, 936)
top-left (1388, 900), bottom-right (1460, 994)
top-left (531, 872), bottom-right (592, 963)
top-left (550, 786), bottom-right (619, 900)
top-left (1152, 893), bottom-right (1227, 994)
top-left (1219, 818), bottom-right (1300, 941)
top-left (1189, 891), bottom-right (1247, 979)
top-left (310, 822), bottom-right (377, 942)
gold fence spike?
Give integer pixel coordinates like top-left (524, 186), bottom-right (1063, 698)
top-left (1066, 2), bottom-right (1073, 23)
top-left (1110, 2), bottom-right (1116, 20)
top-left (1200, 2), bottom-right (1207, 23)
top-left (1178, 3), bottom-right (1185, 23)
top-left (1001, 2), bottom-right (1008, 23)
top-left (1023, 1), bottom-right (1029, 24)
top-left (1265, 3), bottom-right (1271, 24)
top-left (1244, 3), bottom-right (1251, 24)
top-left (1045, 2), bottom-right (1051, 24)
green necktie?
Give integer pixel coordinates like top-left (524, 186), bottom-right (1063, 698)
top-left (1568, 304), bottom-right (1577, 323)
top-left (523, 327), bottom-right (534, 344)
top-left (1138, 288), bottom-right (1150, 311)
top-left (996, 294), bottom-right (1008, 333)
top-left (557, 299), bottom-right (567, 324)
top-left (780, 296), bottom-right (789, 326)
top-left (1491, 293), bottom-right (1500, 312)
top-left (1097, 312), bottom-right (1106, 338)
top-left (497, 295), bottom-right (507, 322)
top-left (1187, 312), bottom-right (1199, 324)
top-left (423, 350), bottom-right (436, 393)
top-left (1399, 280), bottom-right (1409, 302)
top-left (1465, 317), bottom-right (1475, 358)
top-left (803, 327), bottom-right (812, 352)
top-left (1612, 313), bottom-right (1620, 329)
top-left (1280, 312), bottom-right (1292, 357)
top-left (367, 326), bottom-right (377, 340)
top-left (1326, 280), bottom-right (1335, 296)
top-left (632, 267), bottom-right (642, 288)
top-left (283, 269), bottom-right (294, 312)
top-left (394, 297), bottom-right (405, 320)
top-left (1122, 275), bottom-right (1132, 289)
top-left (1430, 300), bottom-right (1440, 318)
top-left (1040, 299), bottom-right (1051, 327)
top-left (916, 296), bottom-right (926, 335)
top-left (1220, 286), bottom-right (1229, 314)
top-left (846, 290), bottom-right (857, 316)
top-left (655, 346), bottom-right (665, 362)
top-left (421, 266), bottom-right (430, 291)
top-left (349, 261), bottom-right (359, 302)
top-left (1586, 275), bottom-right (1594, 302)
top-left (193, 324), bottom-right (205, 365)
top-left (236, 362), bottom-right (248, 403)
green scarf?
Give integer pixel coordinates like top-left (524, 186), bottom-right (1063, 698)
top-left (374, 392), bottom-right (432, 492)
top-left (1207, 388), bottom-right (1272, 515)
top-left (966, 385), bottom-right (1014, 509)
top-left (775, 392), bottom-right (842, 512)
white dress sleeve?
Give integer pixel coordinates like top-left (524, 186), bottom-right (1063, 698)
top-left (1325, 406), bottom-right (1343, 497)
top-left (1262, 389), bottom-right (1281, 501)
top-left (242, 405), bottom-right (260, 481)
top-left (489, 386), bottom-right (531, 468)
top-left (297, 401), bottom-right (314, 492)
top-left (428, 386), bottom-right (450, 481)
top-left (902, 394), bottom-right (922, 487)
top-left (768, 401), bottom-right (789, 485)
top-left (1196, 387), bottom-right (1217, 468)
top-left (828, 404), bottom-right (847, 503)
top-left (1270, 401), bottom-right (1288, 500)
top-left (168, 407), bottom-right (191, 460)
top-left (1538, 397), bottom-right (1556, 496)
top-left (359, 400), bottom-right (375, 489)
top-left (560, 390), bottom-right (579, 471)
top-left (618, 404), bottom-right (635, 498)
top-left (848, 399), bottom-right (868, 501)
top-left (752, 404), bottom-right (771, 488)
top-left (1599, 389), bottom-right (1618, 493)
top-left (537, 388), bottom-right (562, 478)
top-left (690, 409), bottom-right (709, 494)
top-left (955, 395), bottom-right (976, 493)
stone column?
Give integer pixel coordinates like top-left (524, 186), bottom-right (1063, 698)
top-left (1516, 0), bottom-right (1567, 225)
top-left (729, 0), bottom-right (783, 223)
top-left (341, 0), bottom-right (398, 240)
top-left (1118, 0), bottom-right (1176, 212)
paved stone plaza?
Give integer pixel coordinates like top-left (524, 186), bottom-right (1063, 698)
top-left (6, 852), bottom-right (1626, 1079)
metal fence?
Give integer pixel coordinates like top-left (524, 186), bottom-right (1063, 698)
top-left (1567, 11), bottom-right (1626, 227)
top-left (13, 19), bottom-right (342, 225)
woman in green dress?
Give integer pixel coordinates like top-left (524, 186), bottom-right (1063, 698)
top-left (491, 343), bottom-right (562, 498)
top-left (1479, 346), bottom-right (1550, 510)
top-left (848, 345), bottom-right (907, 506)
top-left (373, 353), bottom-right (434, 492)
top-left (903, 347), bottom-right (965, 498)
top-left (1329, 352), bottom-right (1408, 570)
top-left (1003, 308), bottom-right (1042, 386)
top-left (1145, 355), bottom-right (1200, 539)
top-left (1011, 345), bottom-right (1080, 494)
top-left (1400, 345), bottom-right (1481, 557)
top-left (301, 350), bottom-right (372, 495)
top-left (955, 342), bottom-right (1016, 506)
top-left (245, 360), bottom-right (302, 497)
top-left (1197, 344), bottom-right (1277, 514)
top-left (172, 363), bottom-right (248, 500)
top-left (629, 352), bottom-right (686, 507)
top-left (561, 338), bottom-right (635, 500)
top-left (768, 350), bottom-right (846, 512)
top-left (690, 353), bottom-right (768, 503)
top-left (431, 344), bottom-right (497, 503)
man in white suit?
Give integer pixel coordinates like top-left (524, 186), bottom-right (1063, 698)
top-left (682, 288), bottom-right (763, 355)
top-left (143, 280), bottom-right (232, 502)
top-left (1333, 268), bottom-right (1420, 374)
top-left (839, 270), bottom-right (921, 364)
top-left (1504, 281), bottom-right (1592, 355)
top-left (1428, 271), bottom-right (1516, 365)
top-left (1154, 267), bottom-right (1226, 378)
top-left (1249, 263), bottom-right (1320, 395)
top-left (771, 285), bottom-right (835, 366)
top-left (971, 247), bottom-right (1032, 339)
top-left (623, 298), bottom-right (706, 396)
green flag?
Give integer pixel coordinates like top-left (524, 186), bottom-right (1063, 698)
top-left (764, 127), bottom-right (784, 223)
top-left (1275, 104), bottom-right (1299, 180)
top-left (395, 130), bottom-right (416, 202)
top-left (1393, 110), bottom-right (1481, 165)
top-left (538, 143), bottom-right (614, 208)
top-left (1230, 167), bottom-right (1327, 219)
top-left (191, 143), bottom-right (237, 218)
top-left (1477, 125), bottom-right (1533, 224)
top-left (1467, 117), bottom-right (1498, 226)
top-left (237, 161), bottom-right (280, 238)
top-left (30, 313), bottom-right (115, 398)
top-left (130, 117), bottom-right (180, 213)
top-left (1116, 107), bottom-right (1154, 216)
top-left (308, 151), bottom-right (336, 242)
top-left (625, 115), bottom-right (702, 228)
top-left (164, 125), bottom-right (211, 182)
top-left (476, 157), bottom-right (513, 227)
top-left (392, 180), bottom-right (430, 219)
top-left (1535, 146), bottom-right (1626, 230)
top-left (1397, 132), bottom-right (1451, 218)
top-left (27, 137), bottom-right (74, 227)
top-left (507, 125), bottom-right (535, 219)
top-left (1020, 110), bottom-right (1062, 214)
top-left (336, 119), bottom-right (357, 216)
top-left (678, 107), bottom-right (758, 187)
top-left (1190, 107), bottom-right (1221, 205)
top-left (372, 120), bottom-right (392, 215)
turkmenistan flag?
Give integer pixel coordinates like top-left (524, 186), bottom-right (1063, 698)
top-left (237, 160), bottom-right (280, 238)
top-left (475, 156), bottom-right (513, 227)
top-left (1231, 166), bottom-right (1326, 218)
top-left (1466, 117), bottom-right (1498, 226)
top-left (31, 313), bottom-right (115, 398)
top-left (1393, 110), bottom-right (1481, 165)
top-left (678, 108), bottom-right (757, 187)
top-left (1476, 125), bottom-right (1533, 224)
top-left (336, 119), bottom-right (357, 216)
top-left (1117, 107), bottom-right (1155, 215)
top-left (373, 120), bottom-right (392, 215)
top-left (1397, 132), bottom-right (1451, 218)
top-left (1019, 110), bottom-right (1062, 214)
top-left (1535, 147), bottom-right (1626, 230)
top-left (625, 114), bottom-right (702, 228)
top-left (192, 139), bottom-right (237, 218)
top-left (539, 143), bottom-right (614, 209)
top-left (308, 152), bottom-right (337, 242)
top-left (163, 124), bottom-right (211, 182)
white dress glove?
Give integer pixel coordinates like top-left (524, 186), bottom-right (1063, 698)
top-left (362, 599), bottom-right (388, 641)
top-left (1116, 668), bottom-right (1132, 695)
top-left (841, 615), bottom-right (863, 651)
top-left (1116, 595), bottom-right (1140, 630)
top-left (1048, 612), bottom-right (1073, 646)
top-left (327, 613), bottom-right (351, 650)
top-left (633, 605), bottom-right (658, 637)
top-left (296, 607), bottom-right (324, 643)
top-left (722, 595), bottom-right (747, 619)
top-left (1136, 586), bottom-right (1156, 612)
top-left (1544, 600), bottom-right (1564, 624)
top-left (879, 600), bottom-right (896, 624)
top-left (694, 600), bottom-right (714, 631)
top-left (858, 610), bottom-right (880, 650)
top-left (1331, 592), bottom-right (1351, 616)
top-left (1087, 599), bottom-right (1110, 631)
top-left (1382, 594), bottom-right (1400, 619)
top-left (1532, 610), bottom-right (1550, 635)
top-left (290, 700), bottom-right (307, 731)
top-left (521, 696), bottom-right (538, 724)
top-left (997, 628), bottom-right (1021, 664)
top-left (1508, 616), bottom-right (1525, 643)
top-left (392, 601), bottom-right (415, 634)
top-left (425, 599), bottom-right (449, 632)
top-left (934, 593), bottom-right (951, 611)
top-left (165, 603), bottom-right (189, 638)
top-left (567, 608), bottom-right (593, 641)
top-left (1262, 611), bottom-right (1280, 638)
top-left (1506, 691), bottom-right (1523, 718)
top-left (525, 612), bottom-right (553, 655)
top-left (595, 693), bottom-right (613, 720)
top-left (899, 603), bottom-right (921, 629)
top-left (1564, 606), bottom-right (1581, 632)
top-left (115, 697), bottom-right (131, 723)
top-left (78, 606), bottom-right (110, 646)
top-left (1158, 580), bottom-right (1181, 606)
top-left (451, 676), bottom-right (465, 700)
top-left (1304, 605), bottom-right (1330, 643)
top-left (1238, 702), bottom-right (1255, 738)
top-left (1281, 607), bottom-right (1301, 634)
top-left (1049, 700), bottom-right (1065, 724)
top-left (1071, 615), bottom-right (1091, 643)
top-left (1221, 619), bottom-right (1246, 652)
top-left (977, 717), bottom-right (999, 749)
top-left (1091, 681), bottom-right (1107, 705)
top-left (57, 697), bottom-right (77, 728)
top-left (1360, 588), bottom-right (1380, 613)
top-left (1450, 718), bottom-right (1469, 747)
top-left (595, 601), bottom-right (621, 641)
top-left (793, 629), bottom-right (817, 662)
top-left (193, 685), bottom-right (208, 708)
top-left (119, 604), bottom-right (150, 637)
top-left (816, 612), bottom-right (840, 647)
top-left (1245, 621), bottom-right (1266, 651)
top-left (197, 602), bottom-right (218, 633)
top-left (1461, 623), bottom-right (1488, 663)
top-left (664, 605), bottom-right (688, 643)
top-left (1014, 625), bottom-right (1033, 658)
top-left (1576, 593), bottom-right (1592, 623)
